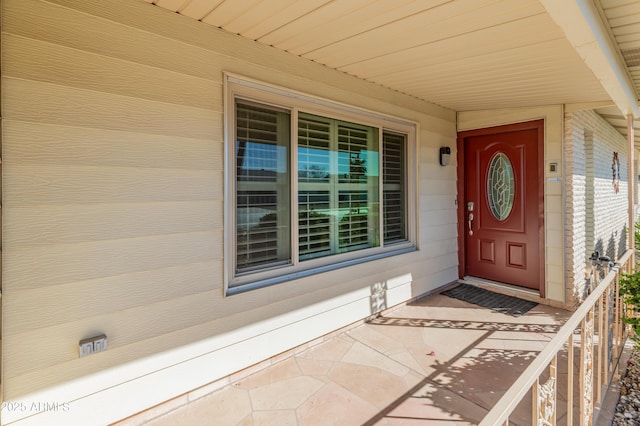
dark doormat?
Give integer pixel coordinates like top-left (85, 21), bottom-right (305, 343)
top-left (441, 283), bottom-right (538, 317)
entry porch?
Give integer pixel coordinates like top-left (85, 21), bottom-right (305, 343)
top-left (119, 249), bottom-right (633, 426)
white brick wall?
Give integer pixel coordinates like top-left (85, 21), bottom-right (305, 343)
top-left (564, 110), bottom-right (628, 307)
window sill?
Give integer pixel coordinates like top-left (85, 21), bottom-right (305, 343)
top-left (226, 246), bottom-right (417, 297)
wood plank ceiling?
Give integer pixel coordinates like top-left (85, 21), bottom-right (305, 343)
top-left (596, 0), bottom-right (640, 147)
top-left (143, 0), bottom-right (640, 145)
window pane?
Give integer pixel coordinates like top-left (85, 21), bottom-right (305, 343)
top-left (298, 113), bottom-right (380, 260)
top-left (236, 101), bottom-right (291, 272)
top-left (383, 132), bottom-right (406, 243)
top-left (487, 152), bottom-right (514, 221)
top-left (298, 190), bottom-right (331, 259)
top-left (298, 115), bottom-right (331, 183)
top-left (338, 124), bottom-right (370, 183)
top-left (339, 190), bottom-right (370, 249)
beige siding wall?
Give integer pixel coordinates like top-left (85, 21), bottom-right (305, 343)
top-left (2, 0), bottom-right (456, 423)
top-left (457, 106), bottom-right (566, 304)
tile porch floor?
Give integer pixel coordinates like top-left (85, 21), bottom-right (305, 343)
top-left (128, 291), bottom-right (574, 425)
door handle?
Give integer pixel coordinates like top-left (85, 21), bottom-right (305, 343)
top-left (468, 213), bottom-right (474, 236)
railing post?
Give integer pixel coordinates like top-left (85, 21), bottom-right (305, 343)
top-left (580, 307), bottom-right (595, 426)
top-left (550, 356), bottom-right (557, 426)
top-left (533, 356), bottom-right (557, 426)
top-left (532, 378), bottom-right (538, 425)
top-left (597, 293), bottom-right (604, 403)
top-left (604, 286), bottom-right (610, 382)
top-left (614, 271), bottom-right (621, 372)
top-left (567, 333), bottom-right (574, 425)
top-left (627, 114), bottom-right (634, 263)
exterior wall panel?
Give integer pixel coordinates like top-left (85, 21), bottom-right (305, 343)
top-left (1, 0), bottom-right (456, 423)
top-left (564, 109), bottom-right (629, 307)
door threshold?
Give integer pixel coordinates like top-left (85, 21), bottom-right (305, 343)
top-left (459, 276), bottom-right (542, 304)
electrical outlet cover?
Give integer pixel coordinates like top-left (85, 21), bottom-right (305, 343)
top-left (79, 342), bottom-right (94, 357)
top-left (79, 334), bottom-right (107, 357)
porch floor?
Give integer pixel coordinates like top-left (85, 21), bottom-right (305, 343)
top-left (136, 290), bottom-right (574, 425)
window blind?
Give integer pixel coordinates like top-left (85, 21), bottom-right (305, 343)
top-left (338, 124), bottom-right (369, 183)
top-left (339, 190), bottom-right (369, 250)
top-left (235, 102), bottom-right (290, 271)
top-left (298, 115), bottom-right (332, 260)
top-left (298, 115), bottom-right (331, 183)
top-left (298, 114), bottom-right (380, 260)
top-left (298, 191), bottom-right (331, 259)
top-left (383, 132), bottom-right (406, 243)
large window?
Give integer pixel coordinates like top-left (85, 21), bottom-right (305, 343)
top-left (297, 112), bottom-right (380, 261)
top-left (227, 77), bottom-right (416, 292)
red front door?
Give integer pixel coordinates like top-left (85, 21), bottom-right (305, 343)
top-left (459, 121), bottom-right (544, 293)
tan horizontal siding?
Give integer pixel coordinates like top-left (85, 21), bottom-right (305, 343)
top-left (2, 292), bottom-right (328, 397)
top-left (1, 0), bottom-right (456, 407)
top-left (4, 0), bottom-right (226, 82)
top-left (2, 254), bottom-right (423, 396)
top-left (42, 0), bottom-right (455, 123)
top-left (419, 224), bottom-right (457, 243)
top-left (5, 261), bottom-right (223, 334)
top-left (4, 78), bottom-right (220, 140)
top-left (3, 121), bottom-right (221, 171)
top-left (5, 289), bottom-right (225, 378)
top-left (4, 201), bottom-right (221, 248)
top-left (3, 34), bottom-right (222, 110)
top-left (4, 231), bottom-right (222, 290)
top-left (4, 164), bottom-right (221, 205)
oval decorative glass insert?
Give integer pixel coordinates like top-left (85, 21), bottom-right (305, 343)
top-left (487, 152), bottom-right (514, 221)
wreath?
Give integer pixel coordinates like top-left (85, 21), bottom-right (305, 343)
top-left (612, 152), bottom-right (620, 194)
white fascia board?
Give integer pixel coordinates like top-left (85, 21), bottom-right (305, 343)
top-left (540, 0), bottom-right (640, 118)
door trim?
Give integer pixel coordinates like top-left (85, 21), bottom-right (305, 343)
top-left (456, 120), bottom-right (545, 297)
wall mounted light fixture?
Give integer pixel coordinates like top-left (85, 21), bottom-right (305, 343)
top-left (439, 147), bottom-right (451, 166)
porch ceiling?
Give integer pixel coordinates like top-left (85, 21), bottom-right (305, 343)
top-left (143, 0), bottom-right (640, 140)
top-left (598, 0), bottom-right (640, 147)
top-left (601, 0), bottom-right (640, 107)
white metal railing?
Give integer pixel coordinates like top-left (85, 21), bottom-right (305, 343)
top-left (479, 248), bottom-right (634, 426)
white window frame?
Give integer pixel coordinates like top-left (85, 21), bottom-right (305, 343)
top-left (224, 74), bottom-right (418, 295)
